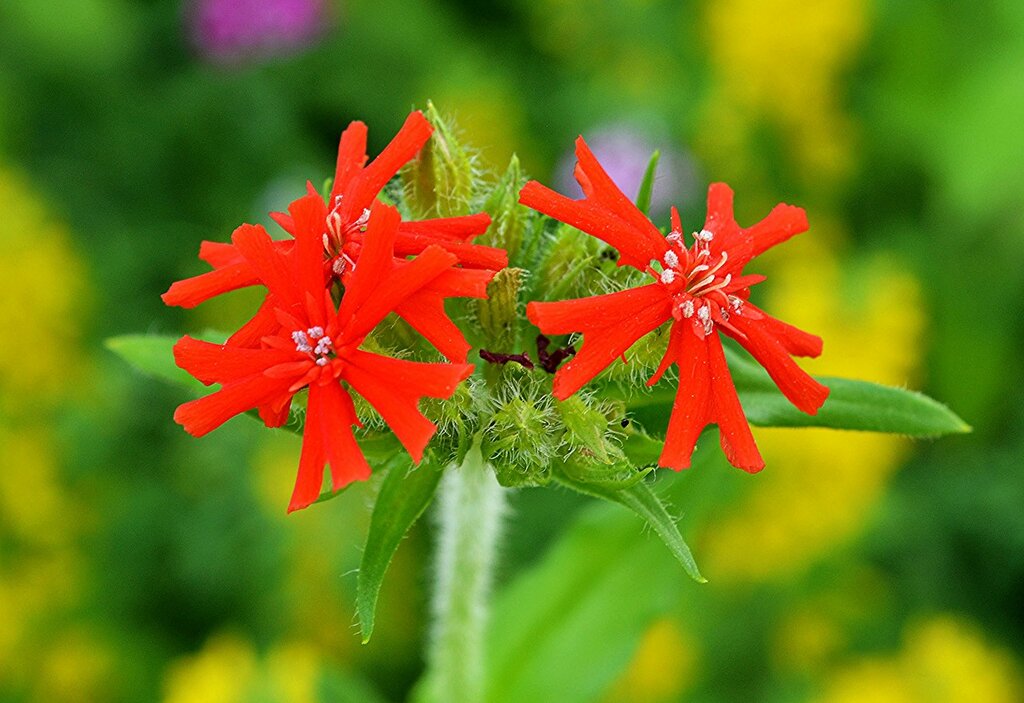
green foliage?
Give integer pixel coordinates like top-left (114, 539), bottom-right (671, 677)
top-left (634, 149), bottom-right (660, 216)
top-left (357, 454), bottom-right (443, 643)
top-left (621, 345), bottom-right (970, 438)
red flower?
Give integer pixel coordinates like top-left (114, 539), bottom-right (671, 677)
top-left (173, 195), bottom-right (473, 512)
top-left (521, 138), bottom-right (829, 471)
top-left (162, 110), bottom-right (506, 361)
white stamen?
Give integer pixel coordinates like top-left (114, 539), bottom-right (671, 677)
top-left (682, 300), bottom-right (695, 318)
top-left (688, 273), bottom-right (716, 293)
top-left (355, 208), bottom-right (371, 227)
top-left (291, 330), bottom-right (312, 353)
top-left (664, 250), bottom-right (679, 269)
top-left (307, 326), bottom-right (324, 339)
top-left (326, 211), bottom-right (343, 240)
top-left (660, 269), bottom-right (677, 284)
top-left (695, 229), bottom-right (714, 243)
top-left (333, 194), bottom-right (344, 207)
top-left (699, 273), bottom-right (732, 296)
top-left (314, 336), bottom-right (333, 356)
top-left (697, 304), bottom-right (713, 335)
top-left (315, 357), bottom-right (329, 367)
top-left (667, 230), bottom-right (683, 243)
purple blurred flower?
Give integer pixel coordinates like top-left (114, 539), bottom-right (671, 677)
top-left (189, 0), bottom-right (330, 63)
top-left (555, 124), bottom-right (697, 216)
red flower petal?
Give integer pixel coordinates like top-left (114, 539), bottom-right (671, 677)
top-left (573, 137), bottom-right (668, 257)
top-left (706, 333), bottom-right (763, 471)
top-left (395, 294), bottom-right (472, 363)
top-left (161, 262), bottom-right (259, 308)
top-left (519, 180), bottom-right (666, 270)
top-left (231, 224), bottom-right (302, 308)
top-left (316, 382), bottom-right (372, 491)
top-left (173, 335), bottom-right (296, 385)
top-left (174, 374), bottom-right (287, 437)
top-left (330, 120), bottom-right (369, 202)
top-left (343, 350), bottom-right (472, 461)
top-left (534, 286), bottom-right (671, 400)
top-left (399, 213), bottom-right (492, 242)
top-left (725, 314), bottom-right (829, 414)
top-left (343, 111), bottom-right (433, 216)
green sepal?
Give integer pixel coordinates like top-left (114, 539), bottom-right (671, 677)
top-left (481, 155), bottom-right (526, 261)
top-left (403, 101), bottom-right (475, 218)
top-left (476, 267), bottom-right (523, 353)
top-left (554, 472), bottom-right (705, 582)
top-left (356, 452), bottom-right (444, 643)
top-left (555, 396), bottom-right (616, 464)
top-left (634, 150), bottom-right (660, 216)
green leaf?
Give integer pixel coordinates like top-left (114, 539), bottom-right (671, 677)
top-left (356, 453), bottom-right (444, 643)
top-left (621, 345), bottom-right (970, 437)
top-left (555, 474), bottom-right (704, 582)
top-left (634, 150), bottom-right (660, 216)
top-left (105, 334), bottom-right (202, 392)
top-left (723, 346), bottom-right (970, 435)
top-left (484, 496), bottom-right (691, 703)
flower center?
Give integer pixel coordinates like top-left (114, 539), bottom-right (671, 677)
top-left (656, 228), bottom-right (745, 335)
top-left (324, 194), bottom-right (371, 274)
top-left (292, 326), bottom-right (334, 366)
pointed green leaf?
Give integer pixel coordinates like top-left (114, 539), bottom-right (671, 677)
top-left (555, 473), bottom-right (704, 582)
top-left (620, 346), bottom-right (969, 437)
top-left (722, 346), bottom-right (970, 435)
top-left (105, 334), bottom-right (202, 392)
top-left (634, 150), bottom-right (660, 216)
top-left (357, 454), bottom-right (444, 643)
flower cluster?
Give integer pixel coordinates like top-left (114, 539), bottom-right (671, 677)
top-left (522, 137), bottom-right (829, 471)
top-left (165, 111), bottom-right (828, 510)
top-left (164, 111), bottom-right (505, 511)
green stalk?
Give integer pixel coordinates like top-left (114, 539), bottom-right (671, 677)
top-left (423, 439), bottom-right (506, 703)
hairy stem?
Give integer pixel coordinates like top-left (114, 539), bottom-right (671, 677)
top-left (425, 439), bottom-right (506, 703)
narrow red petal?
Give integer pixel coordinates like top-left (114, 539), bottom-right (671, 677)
top-left (344, 111), bottom-right (432, 214)
top-left (343, 350), bottom-right (470, 461)
top-left (527, 283), bottom-right (667, 335)
top-left (549, 292), bottom-right (671, 399)
top-left (289, 397), bottom-right (327, 513)
top-left (647, 320), bottom-right (684, 387)
top-left (174, 374), bottom-right (286, 437)
top-left (330, 120), bottom-right (369, 201)
top-left (424, 268), bottom-right (495, 299)
top-left (395, 294), bottom-right (472, 363)
top-left (173, 335), bottom-right (295, 385)
top-left (162, 262), bottom-right (258, 308)
top-left (316, 383), bottom-right (372, 490)
top-left (344, 245), bottom-right (457, 344)
top-left (706, 333), bottom-right (764, 471)
top-left (658, 329), bottom-right (713, 470)
top-left (337, 201), bottom-right (400, 322)
top-left (573, 137), bottom-right (668, 255)
top-left (398, 213), bottom-right (492, 242)
top-left (725, 315), bottom-right (829, 414)
top-left (198, 241), bottom-right (243, 268)
top-left (519, 180), bottom-right (666, 270)
top-left (394, 232), bottom-right (508, 270)
top-left (742, 303), bottom-right (823, 357)
top-left (231, 224), bottom-right (301, 307)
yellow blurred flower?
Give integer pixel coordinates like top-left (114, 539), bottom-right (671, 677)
top-left (163, 633), bottom-right (325, 703)
top-left (31, 628), bottom-right (115, 703)
top-left (0, 169), bottom-right (89, 416)
top-left (701, 231), bottom-right (924, 582)
top-left (699, 0), bottom-right (868, 187)
top-left (817, 616), bottom-right (1024, 703)
top-left (603, 618), bottom-right (698, 703)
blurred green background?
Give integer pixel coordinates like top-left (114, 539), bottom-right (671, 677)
top-left (2, 0), bottom-right (1023, 701)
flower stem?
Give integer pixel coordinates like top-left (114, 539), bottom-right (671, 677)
top-left (425, 439), bottom-right (505, 703)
